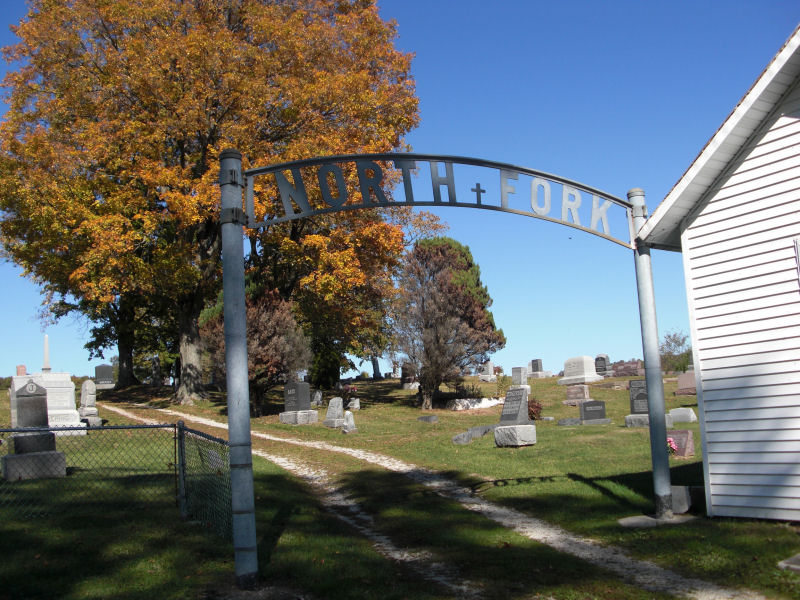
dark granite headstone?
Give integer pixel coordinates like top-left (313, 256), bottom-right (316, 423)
top-left (579, 400), bottom-right (606, 421)
top-left (629, 379), bottom-right (648, 414)
top-left (95, 364), bottom-right (114, 386)
top-left (4, 379), bottom-right (63, 479)
top-left (284, 381), bottom-right (311, 412)
top-left (595, 356), bottom-right (608, 373)
top-left (530, 359), bottom-right (543, 372)
top-left (500, 388), bottom-right (530, 424)
top-left (667, 430), bottom-right (695, 457)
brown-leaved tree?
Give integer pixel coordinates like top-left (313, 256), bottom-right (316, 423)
top-left (0, 0), bottom-right (418, 402)
top-left (394, 237), bottom-right (506, 409)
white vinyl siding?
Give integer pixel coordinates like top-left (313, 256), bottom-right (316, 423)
top-left (681, 96), bottom-right (800, 520)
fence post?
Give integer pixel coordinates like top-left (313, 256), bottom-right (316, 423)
top-left (176, 421), bottom-right (188, 519)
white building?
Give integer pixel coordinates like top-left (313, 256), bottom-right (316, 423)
top-left (639, 26), bottom-right (800, 520)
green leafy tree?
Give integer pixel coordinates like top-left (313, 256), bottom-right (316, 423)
top-left (394, 237), bottom-right (506, 409)
top-left (660, 329), bottom-right (693, 373)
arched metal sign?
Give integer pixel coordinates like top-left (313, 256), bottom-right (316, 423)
top-left (217, 149), bottom-right (671, 586)
top-left (240, 153), bottom-right (635, 248)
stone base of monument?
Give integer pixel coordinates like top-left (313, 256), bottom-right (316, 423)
top-left (529, 371), bottom-right (552, 378)
top-left (279, 410), bottom-right (319, 425)
top-left (48, 410), bottom-right (87, 436)
top-left (12, 432), bottom-right (56, 454)
top-left (494, 425), bottom-right (536, 447)
top-left (580, 418), bottom-right (611, 426)
top-left (95, 383), bottom-right (115, 390)
top-left (323, 417), bottom-right (345, 428)
top-left (81, 416), bottom-right (104, 427)
top-left (402, 382), bottom-right (420, 390)
top-left (668, 407), bottom-right (697, 423)
top-left (509, 384), bottom-right (530, 394)
top-left (2, 450), bottom-right (67, 481)
top-left (452, 424), bottom-right (496, 444)
top-left (624, 414), bottom-right (674, 428)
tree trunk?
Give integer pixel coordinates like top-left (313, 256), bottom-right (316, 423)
top-left (115, 295), bottom-right (140, 388)
top-left (370, 355), bottom-right (383, 380)
top-left (420, 389), bottom-right (433, 410)
top-left (174, 293), bottom-right (206, 405)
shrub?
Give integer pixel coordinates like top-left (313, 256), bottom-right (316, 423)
top-left (528, 396), bottom-right (543, 420)
top-left (495, 374), bottom-right (511, 398)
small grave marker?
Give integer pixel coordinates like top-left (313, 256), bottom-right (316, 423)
top-left (579, 400), bottom-right (610, 425)
top-left (667, 430), bottom-right (695, 457)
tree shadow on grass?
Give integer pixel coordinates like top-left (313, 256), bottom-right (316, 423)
top-left (334, 468), bottom-right (673, 600)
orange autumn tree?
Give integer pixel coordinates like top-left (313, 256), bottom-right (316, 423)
top-left (0, 0), bottom-right (418, 402)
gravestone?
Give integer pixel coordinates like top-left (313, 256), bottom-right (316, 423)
top-left (401, 363), bottom-right (419, 390)
top-left (10, 371), bottom-right (84, 436)
top-left (323, 397), bottom-right (345, 428)
top-left (579, 400), bottom-right (611, 425)
top-left (311, 389), bottom-right (323, 408)
top-left (418, 415), bottom-right (438, 424)
top-left (594, 354), bottom-right (614, 376)
top-left (625, 413), bottom-right (674, 428)
top-left (668, 407), bottom-right (698, 423)
top-left (341, 410), bottom-right (357, 434)
top-left (613, 360), bottom-right (644, 377)
top-left (95, 364), bottom-right (115, 390)
top-left (675, 371), bottom-right (697, 395)
top-left (347, 398), bottom-right (360, 411)
top-left (628, 380), bottom-right (649, 414)
top-left (79, 380), bottom-right (102, 427)
top-left (510, 367), bottom-right (531, 394)
top-left (494, 387), bottom-right (536, 447)
top-left (2, 380), bottom-right (66, 481)
top-left (528, 358), bottom-right (552, 378)
top-left (557, 356), bottom-right (603, 385)
top-left (563, 384), bottom-right (591, 406)
top-left (478, 361), bottom-right (496, 382)
top-left (284, 382), bottom-right (310, 412)
top-left (279, 382), bottom-right (318, 425)
top-left (667, 430), bottom-right (695, 457)
top-left (500, 388), bottom-right (531, 424)
top-left (16, 365), bottom-right (26, 376)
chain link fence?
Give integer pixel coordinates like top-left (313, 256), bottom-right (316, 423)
top-left (0, 421), bottom-right (231, 538)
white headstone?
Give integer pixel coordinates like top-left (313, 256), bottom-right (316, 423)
top-left (557, 356), bottom-right (603, 386)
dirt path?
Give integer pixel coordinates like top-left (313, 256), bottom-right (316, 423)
top-left (99, 403), bottom-right (764, 600)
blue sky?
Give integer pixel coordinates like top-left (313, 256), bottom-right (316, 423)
top-left (1, 1), bottom-right (799, 379)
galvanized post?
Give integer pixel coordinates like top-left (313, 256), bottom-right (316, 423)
top-left (220, 149), bottom-right (259, 587)
top-left (176, 420), bottom-right (188, 519)
top-left (629, 188), bottom-right (673, 520)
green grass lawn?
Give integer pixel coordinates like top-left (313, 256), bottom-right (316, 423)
top-left (2, 377), bottom-right (800, 598)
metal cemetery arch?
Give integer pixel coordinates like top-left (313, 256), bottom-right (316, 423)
top-left (218, 149), bottom-right (671, 585)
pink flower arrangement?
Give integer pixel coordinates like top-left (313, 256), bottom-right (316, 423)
top-left (667, 437), bottom-right (678, 455)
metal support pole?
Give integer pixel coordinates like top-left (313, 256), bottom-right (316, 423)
top-left (176, 420), bottom-right (188, 519)
top-left (220, 149), bottom-right (259, 587)
top-left (629, 188), bottom-right (673, 520)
